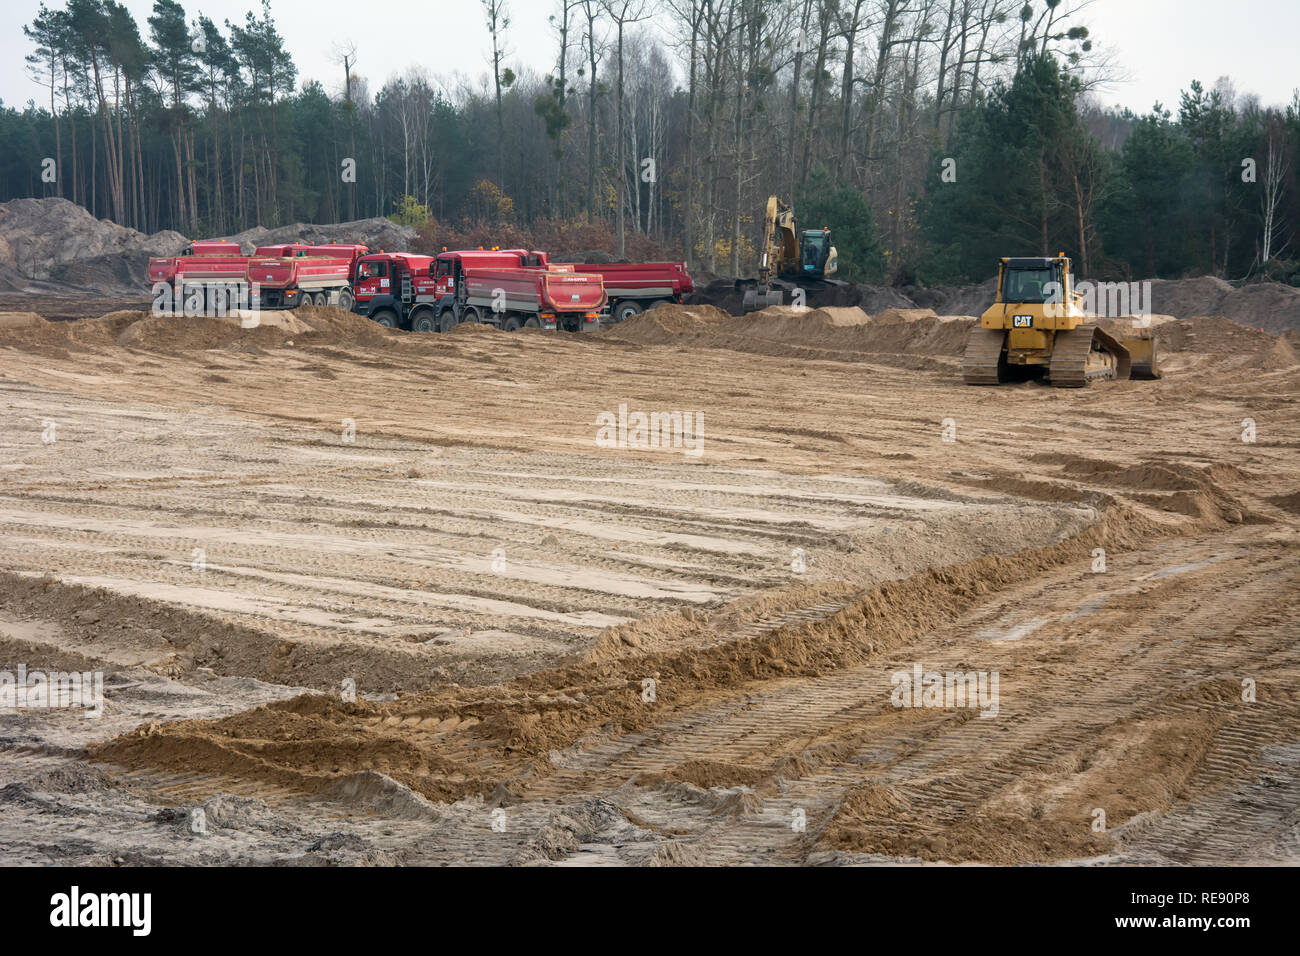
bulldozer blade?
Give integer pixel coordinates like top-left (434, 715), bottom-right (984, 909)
top-left (1092, 325), bottom-right (1133, 380)
top-left (1121, 334), bottom-right (1161, 379)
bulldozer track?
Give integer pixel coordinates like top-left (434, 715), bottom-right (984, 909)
top-left (962, 328), bottom-right (1006, 384)
top-left (1049, 323), bottom-right (1130, 388)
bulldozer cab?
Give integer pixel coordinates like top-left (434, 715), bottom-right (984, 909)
top-left (1000, 257), bottom-right (1065, 304)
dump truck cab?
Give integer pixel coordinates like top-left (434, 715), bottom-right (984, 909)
top-left (351, 252), bottom-right (436, 329)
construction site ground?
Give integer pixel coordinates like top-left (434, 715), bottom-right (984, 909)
top-left (1, 302), bottom-right (1297, 866)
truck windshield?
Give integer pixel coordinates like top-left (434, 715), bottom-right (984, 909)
top-left (1003, 268), bottom-right (1055, 303)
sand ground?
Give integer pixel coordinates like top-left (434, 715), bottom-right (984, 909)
top-left (0, 303), bottom-right (1296, 865)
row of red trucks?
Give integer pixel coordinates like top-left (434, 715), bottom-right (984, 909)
top-left (147, 241), bottom-right (694, 333)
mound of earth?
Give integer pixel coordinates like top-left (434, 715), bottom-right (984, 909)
top-left (603, 302), bottom-right (975, 364)
top-left (228, 217), bottom-right (416, 255)
top-left (603, 304), bottom-right (731, 344)
top-left (0, 311), bottom-right (46, 329)
top-left (686, 278), bottom-right (916, 316)
top-left (553, 250), bottom-right (626, 265)
top-left (0, 304), bottom-right (400, 354)
top-left (1136, 314), bottom-right (1277, 353)
top-left (1148, 276), bottom-right (1300, 335)
top-left (0, 197), bottom-right (186, 286)
top-left (1249, 335), bottom-right (1300, 370)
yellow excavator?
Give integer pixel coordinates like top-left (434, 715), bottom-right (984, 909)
top-left (963, 254), bottom-right (1161, 387)
top-left (741, 196), bottom-right (842, 312)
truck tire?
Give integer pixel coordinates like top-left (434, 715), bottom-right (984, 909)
top-left (436, 310), bottom-right (455, 333)
top-left (411, 309), bottom-right (436, 333)
top-left (313, 292), bottom-right (328, 307)
top-left (614, 300), bottom-right (643, 323)
top-left (373, 310), bottom-right (400, 329)
top-left (524, 316), bottom-right (540, 329)
top-left (337, 288), bottom-right (354, 312)
top-left (648, 299), bottom-right (671, 311)
top-left (503, 316), bottom-right (522, 331)
top-left (462, 306), bottom-right (481, 324)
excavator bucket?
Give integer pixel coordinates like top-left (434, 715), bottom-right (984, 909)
top-left (742, 287), bottom-right (784, 313)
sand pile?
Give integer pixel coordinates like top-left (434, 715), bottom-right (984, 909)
top-left (603, 302), bottom-right (975, 363)
top-left (686, 277), bottom-right (920, 316)
top-left (0, 304), bottom-right (399, 354)
top-left (1133, 314), bottom-right (1278, 354)
top-left (602, 304), bottom-right (731, 345)
top-left (1148, 277), bottom-right (1300, 334)
top-left (0, 311), bottom-right (45, 329)
top-left (0, 197), bottom-right (185, 286)
top-left (1249, 336), bottom-right (1300, 370)
top-left (228, 216), bottom-right (416, 255)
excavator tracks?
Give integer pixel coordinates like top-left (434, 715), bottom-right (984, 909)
top-left (1048, 323), bottom-right (1131, 388)
top-left (961, 328), bottom-right (1007, 384)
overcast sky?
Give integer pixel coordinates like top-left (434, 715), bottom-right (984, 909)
top-left (3, 0), bottom-right (1297, 115)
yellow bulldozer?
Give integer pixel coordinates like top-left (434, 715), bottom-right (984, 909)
top-left (963, 254), bottom-right (1161, 387)
top-left (741, 196), bottom-right (843, 312)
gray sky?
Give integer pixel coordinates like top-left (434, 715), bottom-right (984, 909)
top-left (3, 0), bottom-right (1297, 115)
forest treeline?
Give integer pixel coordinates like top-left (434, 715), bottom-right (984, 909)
top-left (3, 0), bottom-right (1298, 285)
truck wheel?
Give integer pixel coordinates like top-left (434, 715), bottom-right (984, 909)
top-left (462, 306), bottom-right (482, 324)
top-left (524, 317), bottom-right (540, 329)
top-left (412, 310), bottom-right (436, 333)
top-left (503, 316), bottom-right (522, 331)
top-left (648, 299), bottom-right (671, 311)
top-left (614, 300), bottom-right (643, 323)
top-left (313, 292), bottom-right (328, 307)
top-left (337, 289), bottom-right (354, 311)
top-left (436, 310), bottom-right (455, 333)
top-left (373, 310), bottom-right (400, 329)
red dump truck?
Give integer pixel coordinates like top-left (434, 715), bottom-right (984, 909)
top-left (242, 243), bottom-right (368, 310)
top-left (430, 250), bottom-right (604, 333)
top-left (148, 242), bottom-right (368, 311)
top-left (570, 261), bottom-right (694, 322)
top-left (350, 249), bottom-right (604, 333)
top-left (432, 249), bottom-right (692, 323)
top-left (146, 241), bottom-right (247, 287)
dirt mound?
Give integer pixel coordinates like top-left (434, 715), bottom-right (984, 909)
top-left (0, 303), bottom-right (400, 354)
top-left (604, 301), bottom-right (974, 363)
top-left (228, 216), bottom-right (416, 254)
top-left (1149, 277), bottom-right (1300, 335)
top-left (447, 320), bottom-right (504, 336)
top-left (1140, 314), bottom-right (1277, 354)
top-left (921, 278), bottom-right (1000, 317)
top-left (114, 314), bottom-right (295, 351)
top-left (603, 303), bottom-right (731, 344)
top-left (0, 311), bottom-right (46, 329)
top-left (0, 197), bottom-right (185, 287)
top-left (1250, 336), bottom-right (1300, 370)
top-left (553, 250), bottom-right (625, 264)
top-left (685, 277), bottom-right (915, 316)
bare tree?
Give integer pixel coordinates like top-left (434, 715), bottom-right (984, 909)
top-left (1261, 120), bottom-right (1291, 265)
top-left (602, 0), bottom-right (650, 257)
top-left (482, 0), bottom-right (512, 181)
